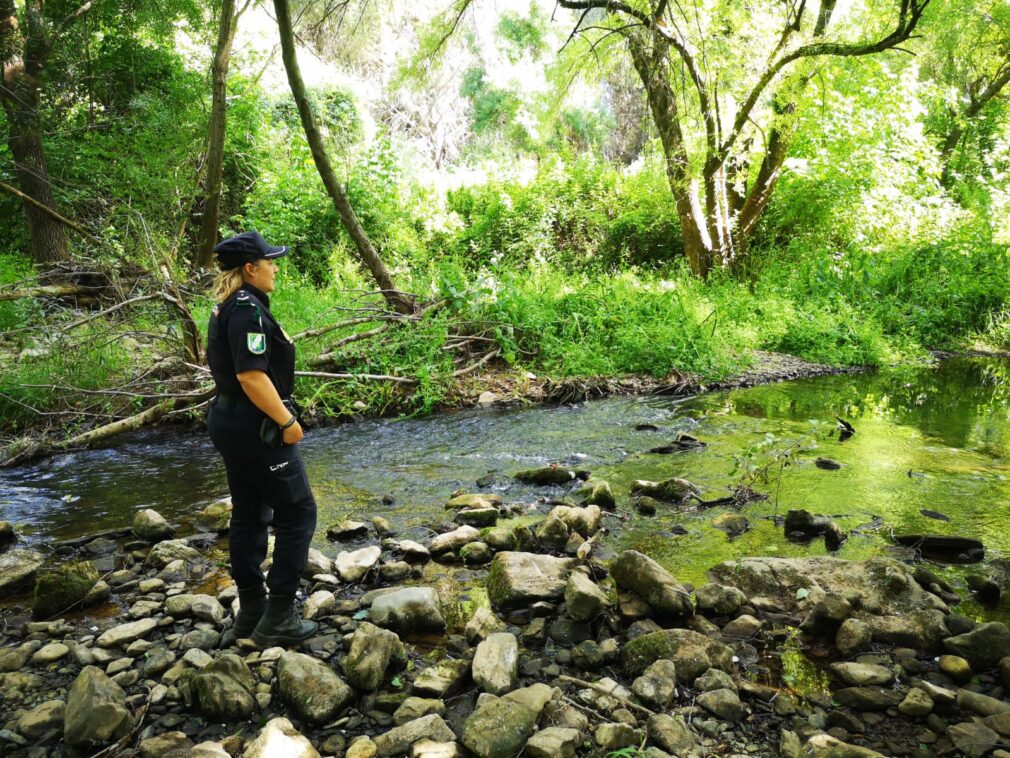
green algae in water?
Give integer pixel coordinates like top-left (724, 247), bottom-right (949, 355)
top-left (436, 574), bottom-right (489, 634)
top-left (779, 639), bottom-right (832, 701)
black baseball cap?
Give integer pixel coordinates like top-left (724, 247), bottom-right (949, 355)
top-left (214, 231), bottom-right (289, 269)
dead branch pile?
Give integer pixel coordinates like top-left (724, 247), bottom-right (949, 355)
top-left (1, 277), bottom-right (519, 465)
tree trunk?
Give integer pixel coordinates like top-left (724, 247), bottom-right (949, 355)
top-left (1, 0), bottom-right (69, 266)
top-left (272, 0), bottom-right (414, 314)
top-left (195, 0), bottom-right (239, 270)
top-left (627, 33), bottom-right (714, 277)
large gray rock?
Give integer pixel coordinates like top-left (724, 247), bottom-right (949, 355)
top-left (805, 734), bottom-right (886, 758)
top-left (370, 587), bottom-right (446, 633)
top-left (948, 722), bottom-right (999, 758)
top-left (830, 662), bottom-right (895, 687)
top-left (647, 713), bottom-right (698, 755)
top-left (18, 699), bottom-right (65, 741)
top-left (708, 556), bottom-right (946, 616)
top-left (0, 549), bottom-right (45, 594)
top-left (465, 606), bottom-right (506, 644)
top-left (694, 583), bottom-right (746, 616)
top-left (64, 666), bottom-right (133, 749)
top-left (548, 504), bottom-right (602, 536)
top-left (578, 479), bottom-right (616, 509)
top-left (145, 539), bottom-right (201, 569)
top-left (138, 731), bottom-right (195, 758)
top-left (632, 659), bottom-right (678, 709)
top-left (413, 659), bottom-right (471, 698)
top-left (515, 466), bottom-right (588, 486)
top-left (336, 546), bottom-right (382, 582)
top-left (462, 697), bottom-right (538, 758)
top-left (243, 717), bottom-right (320, 758)
top-left (447, 493), bottom-right (503, 510)
top-left (392, 697), bottom-right (446, 726)
top-left (956, 688), bottom-right (1010, 717)
top-left (198, 501), bottom-right (232, 532)
top-left (303, 548), bottom-right (333, 577)
top-left (623, 629), bottom-right (734, 682)
top-left (344, 622), bottom-right (405, 691)
top-left (372, 714), bottom-right (456, 757)
top-left (526, 727), bottom-right (581, 758)
top-left (696, 688), bottom-right (745, 721)
top-left (833, 687), bottom-right (903, 711)
top-left (486, 552), bottom-right (576, 610)
top-left (610, 550), bottom-right (693, 617)
top-left (472, 633), bottom-right (519, 695)
top-left (190, 654), bottom-right (257, 721)
top-left (430, 525), bottom-right (480, 555)
top-left (132, 509), bottom-right (174, 541)
top-left (565, 571), bottom-right (609, 621)
top-left (944, 622), bottom-right (1010, 670)
top-left (867, 610), bottom-right (947, 650)
top-left (278, 651), bottom-right (353, 724)
top-left (165, 593), bottom-right (225, 624)
top-left (631, 478), bottom-right (700, 502)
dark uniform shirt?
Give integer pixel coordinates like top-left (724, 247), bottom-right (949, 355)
top-left (207, 284), bottom-right (296, 400)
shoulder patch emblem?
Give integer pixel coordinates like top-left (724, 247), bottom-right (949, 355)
top-left (247, 333), bottom-right (266, 355)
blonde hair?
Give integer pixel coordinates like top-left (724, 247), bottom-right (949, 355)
top-left (212, 261), bottom-right (260, 303)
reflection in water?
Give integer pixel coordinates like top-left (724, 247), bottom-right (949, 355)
top-left (2, 357), bottom-right (1010, 616)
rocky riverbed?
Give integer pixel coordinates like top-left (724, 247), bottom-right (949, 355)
top-left (2, 467), bottom-right (1010, 758)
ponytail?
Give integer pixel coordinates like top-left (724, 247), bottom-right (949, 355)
top-left (212, 268), bottom-right (245, 303)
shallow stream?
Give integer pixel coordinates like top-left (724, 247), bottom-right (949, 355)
top-left (4, 357), bottom-right (1010, 618)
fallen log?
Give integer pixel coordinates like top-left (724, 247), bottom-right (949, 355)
top-left (0, 284), bottom-right (94, 302)
top-left (56, 386), bottom-right (216, 450)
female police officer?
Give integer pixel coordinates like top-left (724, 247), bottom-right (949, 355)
top-left (206, 230), bottom-right (317, 647)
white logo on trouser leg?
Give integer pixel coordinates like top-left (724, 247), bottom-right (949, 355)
top-left (270, 461), bottom-right (289, 472)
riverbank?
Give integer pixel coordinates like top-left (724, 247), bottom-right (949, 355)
top-left (1, 465), bottom-right (1008, 758)
top-left (0, 260), bottom-right (939, 464)
top-left (448, 350), bottom-right (872, 412)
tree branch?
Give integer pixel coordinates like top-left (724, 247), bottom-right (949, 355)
top-left (0, 180), bottom-right (102, 244)
top-left (718, 0), bottom-right (930, 164)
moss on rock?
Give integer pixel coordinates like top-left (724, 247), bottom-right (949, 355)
top-left (33, 561), bottom-right (99, 619)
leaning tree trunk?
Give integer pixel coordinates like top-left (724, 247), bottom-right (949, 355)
top-left (627, 33), bottom-right (715, 278)
top-left (272, 0), bottom-right (414, 315)
top-left (2, 81), bottom-right (69, 265)
top-left (195, 0), bottom-right (239, 269)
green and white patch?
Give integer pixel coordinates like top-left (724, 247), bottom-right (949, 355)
top-left (247, 333), bottom-right (266, 354)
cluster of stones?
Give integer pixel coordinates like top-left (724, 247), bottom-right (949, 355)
top-left (2, 464), bottom-right (1010, 758)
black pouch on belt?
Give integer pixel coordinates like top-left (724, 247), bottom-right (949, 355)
top-left (259, 399), bottom-right (296, 448)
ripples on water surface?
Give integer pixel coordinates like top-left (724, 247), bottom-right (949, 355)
top-left (4, 357), bottom-right (1010, 614)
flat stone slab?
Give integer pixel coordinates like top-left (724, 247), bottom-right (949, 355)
top-left (708, 556), bottom-right (948, 616)
top-left (97, 619), bottom-right (158, 648)
top-left (413, 659), bottom-right (470, 698)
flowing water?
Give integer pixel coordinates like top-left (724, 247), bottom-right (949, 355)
top-left (4, 357), bottom-right (1010, 617)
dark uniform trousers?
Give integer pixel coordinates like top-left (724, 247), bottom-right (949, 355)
top-left (207, 398), bottom-right (317, 596)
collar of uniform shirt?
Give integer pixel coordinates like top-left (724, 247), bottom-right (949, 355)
top-left (240, 283), bottom-right (270, 309)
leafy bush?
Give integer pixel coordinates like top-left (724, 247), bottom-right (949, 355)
top-left (446, 155), bottom-right (681, 271)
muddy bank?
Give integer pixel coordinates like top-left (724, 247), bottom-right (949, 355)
top-left (445, 350), bottom-right (869, 413)
top-left (1, 464), bottom-right (1008, 758)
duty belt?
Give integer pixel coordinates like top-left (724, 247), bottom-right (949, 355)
top-left (214, 393), bottom-right (299, 414)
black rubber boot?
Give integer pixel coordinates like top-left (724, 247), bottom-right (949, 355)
top-left (251, 593), bottom-right (317, 647)
top-left (232, 584), bottom-right (267, 639)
